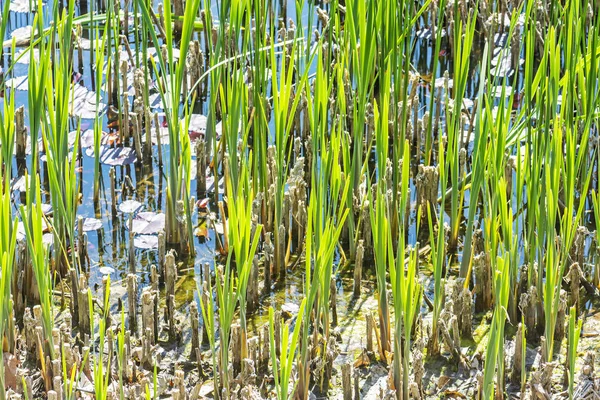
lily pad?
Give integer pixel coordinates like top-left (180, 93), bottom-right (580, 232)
top-left (86, 145), bottom-right (137, 166)
top-left (98, 266), bottom-right (115, 275)
top-left (130, 212), bottom-right (165, 235)
top-left (11, 175), bottom-right (26, 192)
top-left (10, 0), bottom-right (45, 13)
top-left (70, 84), bottom-right (106, 120)
top-left (133, 235), bottom-right (159, 249)
top-left (434, 77), bottom-right (453, 89)
top-left (5, 75), bottom-right (28, 91)
top-left (119, 200), bottom-right (144, 214)
top-left (14, 48), bottom-right (39, 64)
top-left (491, 85), bottom-right (513, 98)
top-left (80, 218), bottom-right (103, 232)
top-left (10, 25), bottom-right (35, 43)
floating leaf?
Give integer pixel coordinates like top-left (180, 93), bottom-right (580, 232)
top-left (98, 266), bottom-right (115, 275)
top-left (11, 175), bottom-right (26, 192)
top-left (70, 84), bottom-right (106, 119)
top-left (134, 235), bottom-right (159, 249)
top-left (76, 38), bottom-right (92, 50)
top-left (150, 126), bottom-right (170, 145)
top-left (5, 75), bottom-right (28, 91)
top-left (129, 212), bottom-right (165, 234)
top-left (119, 200), bottom-right (144, 214)
top-left (416, 28), bottom-right (433, 40)
top-left (42, 233), bottom-right (53, 245)
top-left (14, 48), bottom-right (39, 64)
top-left (206, 175), bottom-right (225, 193)
top-left (80, 218), bottom-right (103, 232)
top-left (86, 145), bottom-right (137, 165)
top-left (9, 0), bottom-right (45, 13)
top-left (434, 77), bottom-right (453, 89)
top-left (491, 85), bottom-right (513, 98)
top-left (10, 25), bottom-right (35, 43)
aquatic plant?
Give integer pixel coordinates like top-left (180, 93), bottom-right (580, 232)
top-left (136, 0), bottom-right (201, 251)
top-left (0, 173), bottom-right (18, 400)
top-left (269, 299), bottom-right (306, 400)
top-left (21, 175), bottom-right (54, 355)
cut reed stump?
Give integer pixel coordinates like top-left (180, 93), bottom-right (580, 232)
top-left (474, 252), bottom-right (492, 312)
top-left (15, 106), bottom-right (27, 161)
top-left (128, 215), bottom-right (136, 273)
top-left (77, 276), bottom-right (91, 335)
top-left (231, 323), bottom-right (242, 377)
top-left (416, 164), bottom-right (439, 225)
top-left (555, 290), bottom-right (567, 344)
top-left (190, 301), bottom-right (200, 362)
top-left (511, 323), bottom-right (524, 385)
top-left (141, 288), bottom-right (155, 345)
top-left (366, 312), bottom-right (374, 353)
top-left (567, 262), bottom-right (582, 315)
top-left (520, 286), bottom-right (538, 341)
top-left (165, 250), bottom-right (177, 339)
top-left (196, 140), bottom-right (207, 196)
top-left (341, 362), bottom-right (352, 400)
top-left (128, 274), bottom-right (138, 335)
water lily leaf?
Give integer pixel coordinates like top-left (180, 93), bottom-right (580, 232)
top-left (76, 38), bottom-right (92, 50)
top-left (206, 175), bottom-right (225, 193)
top-left (10, 25), bottom-right (35, 43)
top-left (42, 232), bottom-right (53, 245)
top-left (14, 48), bottom-right (39, 64)
top-left (434, 77), bottom-right (453, 89)
top-left (130, 212), bottom-right (165, 235)
top-left (10, 0), bottom-right (45, 13)
top-left (5, 75), bottom-right (28, 91)
top-left (80, 218), bottom-right (103, 232)
top-left (98, 266), bottom-right (115, 275)
top-left (86, 145), bottom-right (137, 165)
top-left (119, 200), bottom-right (144, 214)
top-left (134, 234), bottom-right (159, 249)
top-left (490, 54), bottom-right (515, 77)
top-left (11, 175), bottom-right (26, 192)
top-left (150, 126), bottom-right (170, 145)
top-left (416, 28), bottom-right (433, 40)
top-left (491, 85), bottom-right (513, 98)
top-left (70, 84), bottom-right (105, 119)
top-left (213, 221), bottom-right (224, 235)
top-left (188, 114), bottom-right (207, 136)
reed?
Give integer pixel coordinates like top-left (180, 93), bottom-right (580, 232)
top-left (269, 299), bottom-right (306, 400)
top-left (4, 0), bottom-right (600, 397)
top-left (0, 171), bottom-right (18, 400)
top-left (481, 253), bottom-right (511, 400)
top-left (136, 0), bottom-right (201, 251)
top-left (21, 175), bottom-right (54, 355)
